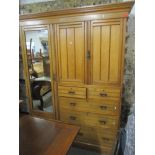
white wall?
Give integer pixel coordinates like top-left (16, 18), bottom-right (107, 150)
top-left (20, 0), bottom-right (55, 5)
top-left (25, 30), bottom-right (48, 54)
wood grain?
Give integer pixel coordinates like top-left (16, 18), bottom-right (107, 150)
top-left (101, 26), bottom-right (110, 82)
top-left (20, 115), bottom-right (80, 155)
top-left (91, 19), bottom-right (122, 85)
top-left (109, 25), bottom-right (121, 82)
top-left (59, 97), bottom-right (120, 115)
top-left (57, 22), bottom-right (85, 85)
top-left (59, 109), bottom-right (119, 129)
top-left (19, 2), bottom-right (134, 154)
top-left (58, 86), bottom-right (86, 99)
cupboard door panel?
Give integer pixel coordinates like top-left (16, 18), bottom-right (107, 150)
top-left (91, 20), bottom-right (122, 85)
top-left (67, 28), bottom-right (75, 79)
top-left (101, 26), bottom-right (110, 82)
top-left (109, 25), bottom-right (121, 82)
top-left (92, 26), bottom-right (101, 82)
top-left (59, 29), bottom-right (68, 80)
top-left (57, 22), bottom-right (85, 85)
top-left (75, 27), bottom-right (85, 81)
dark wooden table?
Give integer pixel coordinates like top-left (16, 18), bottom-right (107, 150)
top-left (19, 115), bottom-right (80, 155)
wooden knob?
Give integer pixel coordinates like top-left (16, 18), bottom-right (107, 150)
top-left (68, 91), bottom-right (75, 94)
top-left (99, 120), bottom-right (106, 124)
top-left (99, 92), bottom-right (107, 97)
top-left (70, 102), bottom-right (76, 106)
top-left (69, 116), bottom-right (76, 120)
top-left (102, 137), bottom-right (109, 141)
top-left (100, 105), bottom-right (107, 110)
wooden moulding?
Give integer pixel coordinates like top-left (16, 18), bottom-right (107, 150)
top-left (19, 1), bottom-right (134, 20)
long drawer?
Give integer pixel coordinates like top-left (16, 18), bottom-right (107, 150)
top-left (59, 97), bottom-right (120, 115)
top-left (58, 86), bottom-right (86, 99)
top-left (87, 87), bottom-right (121, 99)
top-left (59, 109), bottom-right (119, 129)
top-left (75, 126), bottom-right (117, 147)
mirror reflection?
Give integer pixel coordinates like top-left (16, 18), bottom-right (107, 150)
top-left (25, 29), bottom-right (53, 112)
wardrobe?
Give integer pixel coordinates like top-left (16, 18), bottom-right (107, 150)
top-left (20, 1), bottom-right (134, 154)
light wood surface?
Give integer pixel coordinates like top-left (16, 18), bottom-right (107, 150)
top-left (59, 97), bottom-right (120, 115)
top-left (91, 19), bottom-right (122, 85)
top-left (87, 86), bottom-right (121, 99)
top-left (59, 109), bottom-right (119, 129)
top-left (56, 22), bottom-right (85, 85)
top-left (20, 2), bottom-right (134, 154)
top-left (76, 126), bottom-right (117, 147)
top-left (58, 86), bottom-right (86, 99)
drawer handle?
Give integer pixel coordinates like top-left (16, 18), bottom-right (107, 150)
top-left (68, 91), bottom-right (75, 94)
top-left (78, 132), bottom-right (83, 136)
top-left (102, 137), bottom-right (110, 141)
top-left (69, 116), bottom-right (76, 120)
top-left (100, 92), bottom-right (107, 97)
top-left (100, 105), bottom-right (107, 110)
top-left (99, 120), bottom-right (106, 125)
top-left (70, 102), bottom-right (76, 106)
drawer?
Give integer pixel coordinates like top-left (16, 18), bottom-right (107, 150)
top-left (88, 87), bottom-right (121, 99)
top-left (76, 126), bottom-right (117, 147)
top-left (59, 109), bottom-right (119, 129)
top-left (58, 86), bottom-right (86, 99)
top-left (87, 99), bottom-right (120, 115)
top-left (59, 97), bottom-right (120, 115)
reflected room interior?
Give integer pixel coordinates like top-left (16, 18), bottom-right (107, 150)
top-left (25, 29), bottom-right (53, 112)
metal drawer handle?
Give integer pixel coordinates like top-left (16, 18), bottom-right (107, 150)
top-left (68, 91), bottom-right (75, 94)
top-left (70, 102), bottom-right (76, 106)
top-left (99, 120), bottom-right (106, 125)
top-left (100, 105), bottom-right (107, 110)
top-left (78, 132), bottom-right (83, 136)
top-left (69, 116), bottom-right (76, 120)
top-left (100, 92), bottom-right (107, 97)
top-left (102, 137), bottom-right (110, 141)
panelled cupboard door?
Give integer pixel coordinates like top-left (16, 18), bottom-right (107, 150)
top-left (56, 22), bottom-right (86, 85)
top-left (90, 19), bottom-right (123, 85)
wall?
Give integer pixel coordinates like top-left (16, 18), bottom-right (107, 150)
top-left (25, 30), bottom-right (48, 54)
top-left (19, 0), bottom-right (135, 126)
top-left (121, 5), bottom-right (135, 127)
top-left (19, 0), bottom-right (120, 14)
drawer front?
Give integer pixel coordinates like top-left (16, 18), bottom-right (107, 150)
top-left (59, 97), bottom-right (120, 115)
top-left (88, 100), bottom-right (120, 115)
top-left (88, 87), bottom-right (121, 99)
top-left (76, 126), bottom-right (117, 147)
top-left (58, 86), bottom-right (86, 99)
top-left (59, 109), bottom-right (119, 129)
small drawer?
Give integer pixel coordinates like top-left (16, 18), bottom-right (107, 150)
top-left (88, 86), bottom-right (121, 99)
top-left (59, 97), bottom-right (120, 115)
top-left (59, 109), bottom-right (119, 129)
top-left (58, 86), bottom-right (86, 99)
top-left (87, 99), bottom-right (120, 115)
top-left (89, 113), bottom-right (119, 129)
top-left (59, 97), bottom-right (87, 111)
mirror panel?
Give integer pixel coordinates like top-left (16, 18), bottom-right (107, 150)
top-left (25, 29), bottom-right (53, 113)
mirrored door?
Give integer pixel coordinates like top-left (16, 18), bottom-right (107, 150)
top-left (23, 27), bottom-right (54, 114)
